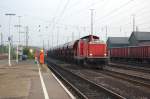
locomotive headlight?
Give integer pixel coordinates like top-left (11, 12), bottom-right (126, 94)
top-left (104, 53), bottom-right (107, 56)
top-left (89, 53), bottom-right (93, 56)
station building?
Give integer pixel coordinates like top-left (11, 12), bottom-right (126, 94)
top-left (107, 37), bottom-right (129, 49)
top-left (107, 31), bottom-right (150, 49)
top-left (129, 31), bottom-right (150, 46)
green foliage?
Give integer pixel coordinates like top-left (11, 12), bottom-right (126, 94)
top-left (11, 47), bottom-right (16, 59)
top-left (23, 48), bottom-right (29, 55)
top-left (0, 45), bottom-right (16, 59)
top-left (23, 47), bottom-right (35, 59)
top-left (0, 45), bottom-right (8, 53)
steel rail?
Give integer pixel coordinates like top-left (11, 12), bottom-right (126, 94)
top-left (103, 69), bottom-right (150, 89)
top-left (108, 63), bottom-right (150, 73)
top-left (47, 60), bottom-right (126, 99)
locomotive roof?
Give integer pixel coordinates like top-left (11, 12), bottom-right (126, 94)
top-left (80, 35), bottom-right (99, 39)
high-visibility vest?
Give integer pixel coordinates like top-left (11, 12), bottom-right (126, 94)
top-left (39, 52), bottom-right (44, 64)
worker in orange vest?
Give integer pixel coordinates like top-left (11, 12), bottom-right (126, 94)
top-left (39, 49), bottom-right (44, 65)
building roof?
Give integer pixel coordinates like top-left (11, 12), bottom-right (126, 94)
top-left (107, 37), bottom-right (129, 44)
top-left (130, 31), bottom-right (150, 41)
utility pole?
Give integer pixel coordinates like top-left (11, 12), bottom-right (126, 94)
top-left (0, 25), bottom-right (2, 46)
top-left (0, 32), bottom-right (2, 46)
top-left (52, 31), bottom-right (54, 48)
top-left (51, 19), bottom-right (55, 48)
top-left (72, 32), bottom-right (74, 41)
top-left (48, 40), bottom-right (49, 49)
top-left (57, 26), bottom-right (59, 46)
top-left (120, 26), bottom-right (122, 33)
top-left (18, 16), bottom-right (21, 44)
top-left (5, 13), bottom-right (16, 66)
top-left (90, 9), bottom-right (94, 35)
top-left (0, 32), bottom-right (3, 54)
top-left (43, 40), bottom-right (44, 50)
top-left (132, 14), bottom-right (135, 32)
top-left (16, 41), bottom-right (18, 63)
top-left (136, 26), bottom-right (138, 32)
top-left (106, 26), bottom-right (108, 42)
top-left (25, 26), bottom-right (29, 48)
top-left (77, 26), bottom-right (80, 38)
top-left (16, 16), bottom-right (21, 63)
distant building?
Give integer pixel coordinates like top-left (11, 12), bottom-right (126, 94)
top-left (107, 37), bottom-right (129, 49)
top-left (129, 31), bottom-right (150, 46)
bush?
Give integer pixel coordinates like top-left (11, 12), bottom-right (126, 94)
top-left (23, 48), bottom-right (35, 59)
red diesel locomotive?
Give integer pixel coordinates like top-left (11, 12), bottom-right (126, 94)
top-left (47, 35), bottom-right (108, 68)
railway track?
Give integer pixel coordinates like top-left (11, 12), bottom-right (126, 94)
top-left (64, 67), bottom-right (150, 98)
top-left (102, 68), bottom-right (150, 89)
top-left (104, 63), bottom-right (150, 88)
top-left (46, 58), bottom-right (150, 98)
top-left (109, 62), bottom-right (150, 73)
top-left (47, 60), bottom-right (125, 99)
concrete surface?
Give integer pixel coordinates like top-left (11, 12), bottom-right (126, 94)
top-left (0, 59), bottom-right (72, 99)
top-left (41, 65), bottom-right (71, 99)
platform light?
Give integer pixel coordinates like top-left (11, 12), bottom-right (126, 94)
top-left (5, 13), bottom-right (16, 66)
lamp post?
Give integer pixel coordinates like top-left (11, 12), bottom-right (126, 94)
top-left (5, 13), bottom-right (16, 66)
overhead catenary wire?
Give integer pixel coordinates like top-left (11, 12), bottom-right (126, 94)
top-left (0, 0), bottom-right (149, 27)
top-left (94, 4), bottom-right (147, 30)
top-left (113, 7), bottom-right (150, 27)
top-left (56, 0), bottom-right (70, 22)
top-left (64, 0), bottom-right (108, 18)
top-left (1, 0), bottom-right (150, 47)
top-left (95, 0), bottom-right (134, 24)
top-left (48, 0), bottom-right (71, 47)
top-left (95, 0), bottom-right (150, 34)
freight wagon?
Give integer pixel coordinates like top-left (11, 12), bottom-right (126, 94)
top-left (109, 46), bottom-right (150, 63)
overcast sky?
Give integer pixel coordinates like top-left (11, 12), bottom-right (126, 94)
top-left (0, 0), bottom-right (150, 48)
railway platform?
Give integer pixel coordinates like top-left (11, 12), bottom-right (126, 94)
top-left (0, 59), bottom-right (73, 99)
